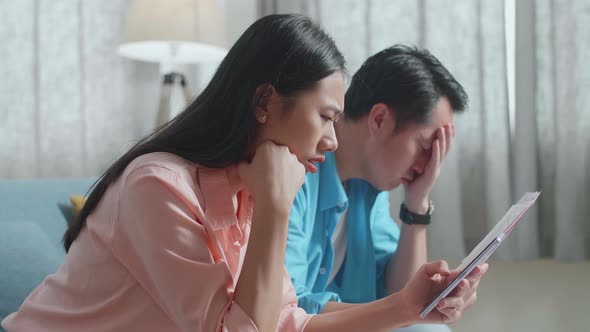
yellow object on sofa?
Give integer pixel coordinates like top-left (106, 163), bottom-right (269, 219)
top-left (70, 195), bottom-right (87, 217)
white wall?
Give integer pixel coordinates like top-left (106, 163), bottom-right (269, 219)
top-left (224, 0), bottom-right (259, 44)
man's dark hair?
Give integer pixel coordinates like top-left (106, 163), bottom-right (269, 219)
top-left (344, 44), bottom-right (468, 128)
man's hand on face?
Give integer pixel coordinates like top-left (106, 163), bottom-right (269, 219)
top-left (404, 123), bottom-right (455, 213)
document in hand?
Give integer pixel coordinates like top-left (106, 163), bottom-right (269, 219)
top-left (419, 191), bottom-right (541, 318)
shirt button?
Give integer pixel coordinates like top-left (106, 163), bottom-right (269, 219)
top-left (338, 202), bottom-right (345, 209)
top-left (319, 267), bottom-right (327, 275)
top-left (325, 229), bottom-right (329, 237)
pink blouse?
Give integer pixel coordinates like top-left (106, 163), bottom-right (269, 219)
top-left (2, 152), bottom-right (312, 332)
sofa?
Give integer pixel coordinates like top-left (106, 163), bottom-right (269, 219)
top-left (0, 178), bottom-right (96, 329)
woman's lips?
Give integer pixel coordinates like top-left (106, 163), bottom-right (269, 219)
top-left (306, 157), bottom-right (325, 174)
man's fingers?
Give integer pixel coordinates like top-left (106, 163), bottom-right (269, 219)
top-left (464, 263), bottom-right (489, 287)
top-left (437, 296), bottom-right (465, 311)
top-left (425, 138), bottom-right (441, 177)
top-left (439, 307), bottom-right (462, 323)
top-left (439, 127), bottom-right (447, 158)
top-left (464, 290), bottom-right (478, 308)
top-left (444, 124), bottom-right (453, 156)
top-left (422, 260), bottom-right (451, 277)
top-left (449, 278), bottom-right (471, 298)
top-left (469, 263), bottom-right (489, 277)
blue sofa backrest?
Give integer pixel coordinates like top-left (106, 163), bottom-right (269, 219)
top-left (0, 177), bottom-right (96, 326)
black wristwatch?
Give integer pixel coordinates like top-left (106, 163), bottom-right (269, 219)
top-left (399, 201), bottom-right (434, 225)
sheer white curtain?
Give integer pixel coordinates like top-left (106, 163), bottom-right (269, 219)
top-left (534, 0), bottom-right (590, 261)
top-left (0, 0), bottom-right (216, 179)
top-left (263, 0), bottom-right (589, 261)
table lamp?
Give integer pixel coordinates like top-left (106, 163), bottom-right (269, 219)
top-left (117, 0), bottom-right (227, 127)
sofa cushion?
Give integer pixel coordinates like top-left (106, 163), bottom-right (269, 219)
top-left (0, 178), bottom-right (96, 252)
top-left (0, 222), bottom-right (63, 321)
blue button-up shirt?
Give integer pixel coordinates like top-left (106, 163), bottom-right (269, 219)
top-left (286, 152), bottom-right (400, 314)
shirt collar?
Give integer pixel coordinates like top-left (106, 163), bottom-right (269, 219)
top-left (318, 152), bottom-right (348, 211)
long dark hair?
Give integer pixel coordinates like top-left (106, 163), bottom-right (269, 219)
top-left (63, 14), bottom-right (346, 252)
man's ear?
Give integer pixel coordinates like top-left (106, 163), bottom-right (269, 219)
top-left (254, 84), bottom-right (276, 123)
top-left (367, 103), bottom-right (396, 138)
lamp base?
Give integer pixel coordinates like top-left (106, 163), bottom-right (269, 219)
top-left (156, 72), bottom-right (192, 128)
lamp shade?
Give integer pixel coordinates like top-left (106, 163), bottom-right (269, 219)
top-left (117, 0), bottom-right (227, 64)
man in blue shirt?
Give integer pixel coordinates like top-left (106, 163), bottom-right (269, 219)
top-left (286, 45), bottom-right (485, 331)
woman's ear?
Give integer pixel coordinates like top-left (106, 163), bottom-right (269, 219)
top-left (367, 103), bottom-right (396, 138)
top-left (254, 84), bottom-right (276, 124)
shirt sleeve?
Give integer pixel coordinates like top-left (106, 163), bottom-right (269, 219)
top-left (370, 191), bottom-right (400, 299)
top-left (276, 268), bottom-right (315, 331)
top-left (285, 185), bottom-right (341, 314)
top-left (111, 166), bottom-right (259, 332)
